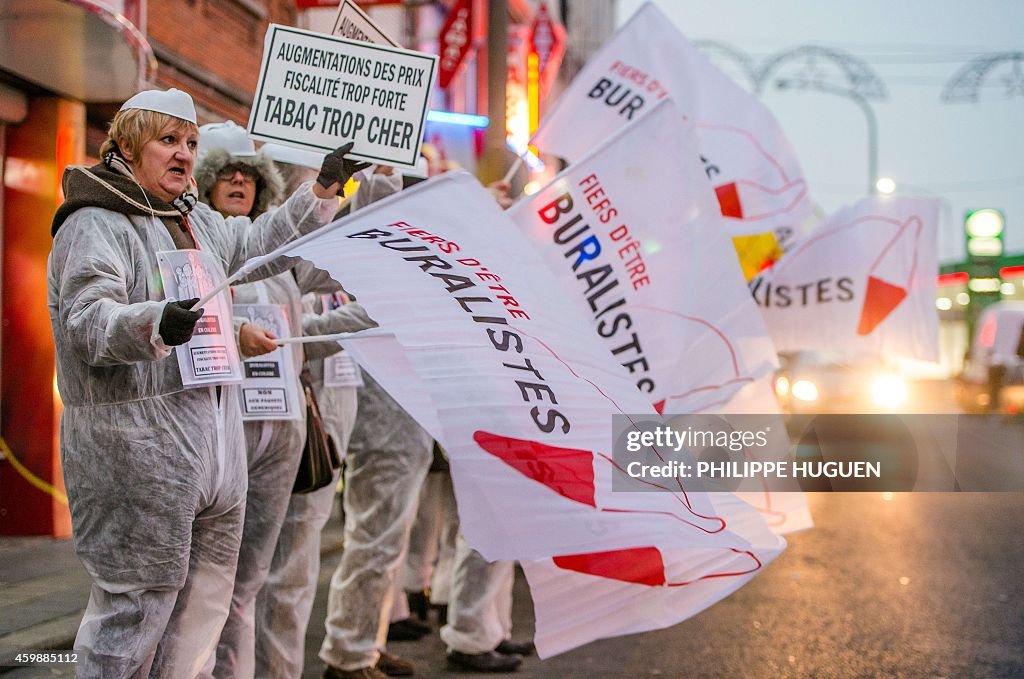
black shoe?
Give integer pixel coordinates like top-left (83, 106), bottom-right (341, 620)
top-left (323, 664), bottom-right (388, 679)
top-left (375, 651), bottom-right (415, 677)
top-left (387, 618), bottom-right (431, 641)
top-left (407, 590), bottom-right (429, 622)
top-left (495, 639), bottom-right (535, 657)
top-left (446, 650), bottom-right (523, 673)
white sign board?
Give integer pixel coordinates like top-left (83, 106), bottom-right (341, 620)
top-left (332, 0), bottom-right (398, 46)
top-left (248, 24), bottom-right (437, 170)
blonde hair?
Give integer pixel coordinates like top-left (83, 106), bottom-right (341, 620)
top-left (100, 108), bottom-right (199, 161)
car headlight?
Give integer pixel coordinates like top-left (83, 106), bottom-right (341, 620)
top-left (871, 375), bottom-right (907, 408)
top-left (791, 379), bottom-right (818, 402)
top-left (774, 375), bottom-right (790, 397)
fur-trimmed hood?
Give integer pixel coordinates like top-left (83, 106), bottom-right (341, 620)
top-left (193, 148), bottom-right (284, 218)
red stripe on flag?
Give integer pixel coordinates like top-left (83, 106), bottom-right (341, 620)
top-left (554, 547), bottom-right (666, 586)
top-left (473, 430), bottom-right (596, 507)
top-left (936, 271), bottom-right (968, 286)
top-left (1000, 265), bottom-right (1024, 279)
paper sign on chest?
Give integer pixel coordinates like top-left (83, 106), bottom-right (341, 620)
top-left (157, 249), bottom-right (243, 387)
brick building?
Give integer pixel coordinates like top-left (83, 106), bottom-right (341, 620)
top-left (147, 0), bottom-right (298, 125)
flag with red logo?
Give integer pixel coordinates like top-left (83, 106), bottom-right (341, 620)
top-left (753, 195), bottom-right (940, 361)
top-left (509, 99), bottom-right (781, 417)
top-left (254, 171), bottom-right (786, 653)
top-left (521, 499), bottom-right (784, 656)
top-left (530, 1), bottom-right (810, 247)
top-left (508, 100), bottom-right (811, 537)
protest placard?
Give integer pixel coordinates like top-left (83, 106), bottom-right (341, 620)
top-left (331, 0), bottom-right (398, 46)
top-left (248, 24), bottom-right (437, 169)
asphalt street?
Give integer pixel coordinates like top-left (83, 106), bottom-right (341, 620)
top-left (303, 492), bottom-right (1024, 678)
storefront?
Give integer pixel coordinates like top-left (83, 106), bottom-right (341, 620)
top-left (0, 0), bottom-right (151, 535)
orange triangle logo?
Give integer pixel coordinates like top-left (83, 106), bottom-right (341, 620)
top-left (857, 276), bottom-right (907, 335)
top-left (554, 547), bottom-right (666, 586)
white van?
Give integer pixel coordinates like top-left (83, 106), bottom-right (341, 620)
top-left (956, 301), bottom-right (1024, 413)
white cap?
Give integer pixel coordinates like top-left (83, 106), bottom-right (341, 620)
top-left (260, 143), bottom-right (326, 170)
top-left (198, 120), bottom-right (256, 161)
top-left (119, 88), bottom-right (197, 124)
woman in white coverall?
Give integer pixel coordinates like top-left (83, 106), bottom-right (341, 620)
top-left (47, 88), bottom-right (354, 678)
top-left (191, 123), bottom-right (375, 677)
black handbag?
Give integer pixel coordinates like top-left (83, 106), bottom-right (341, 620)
top-left (293, 368), bottom-right (341, 494)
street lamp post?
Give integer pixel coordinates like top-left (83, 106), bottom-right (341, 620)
top-left (777, 78), bottom-right (879, 195)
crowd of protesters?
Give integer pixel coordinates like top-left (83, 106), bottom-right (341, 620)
top-left (47, 88), bottom-right (531, 679)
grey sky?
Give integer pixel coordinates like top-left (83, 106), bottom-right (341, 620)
top-left (616, 0), bottom-right (1024, 264)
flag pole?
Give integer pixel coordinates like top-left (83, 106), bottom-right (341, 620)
top-left (190, 195), bottom-right (324, 311)
top-left (272, 329), bottom-right (394, 345)
top-left (501, 155), bottom-right (524, 185)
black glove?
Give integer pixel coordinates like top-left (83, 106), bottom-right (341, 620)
top-left (159, 298), bottom-right (204, 346)
top-left (316, 141), bottom-right (372, 193)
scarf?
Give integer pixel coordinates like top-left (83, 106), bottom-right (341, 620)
top-left (51, 150), bottom-right (199, 236)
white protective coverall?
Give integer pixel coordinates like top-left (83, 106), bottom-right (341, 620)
top-left (48, 162), bottom-right (336, 678)
top-left (403, 463), bottom-right (459, 604)
top-left (214, 264), bottom-right (374, 677)
top-left (318, 373), bottom-right (433, 671)
top-left (315, 168), bottom-right (434, 671)
top-left (440, 537), bottom-right (516, 654)
top-left (252, 294), bottom-right (366, 678)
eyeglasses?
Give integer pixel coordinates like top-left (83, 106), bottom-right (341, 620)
top-left (216, 164), bottom-right (259, 184)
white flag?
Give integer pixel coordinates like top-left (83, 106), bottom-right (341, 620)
top-left (522, 493), bottom-right (784, 657)
top-left (531, 2), bottom-right (810, 244)
top-left (753, 196), bottom-right (940, 361)
top-left (266, 172), bottom-right (778, 557)
top-left (511, 99), bottom-right (781, 416)
top-left (510, 100), bottom-right (811, 537)
top-left (261, 172), bottom-right (786, 653)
